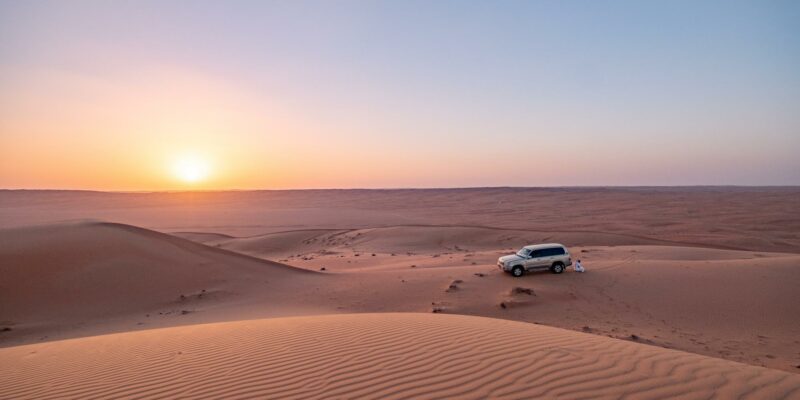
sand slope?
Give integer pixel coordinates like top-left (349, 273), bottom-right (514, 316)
top-left (1, 313), bottom-right (799, 400)
top-left (206, 235), bottom-right (800, 373)
top-left (0, 221), bottom-right (316, 342)
top-left (174, 224), bottom-right (748, 262)
top-left (3, 221), bottom-right (799, 372)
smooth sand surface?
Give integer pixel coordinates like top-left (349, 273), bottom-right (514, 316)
top-left (1, 188), bottom-right (799, 398)
top-left (2, 187), bottom-right (799, 252)
top-left (2, 313), bottom-right (799, 400)
top-left (175, 224), bottom-right (800, 373)
top-left (0, 222), bottom-right (315, 323)
top-left (2, 220), bottom-right (799, 374)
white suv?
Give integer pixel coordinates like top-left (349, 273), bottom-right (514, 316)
top-left (498, 243), bottom-right (572, 277)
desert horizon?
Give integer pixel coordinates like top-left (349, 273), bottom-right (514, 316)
top-left (2, 0), bottom-right (799, 398)
top-left (2, 186), bottom-right (800, 399)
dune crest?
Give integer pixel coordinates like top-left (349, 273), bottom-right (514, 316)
top-left (2, 313), bottom-right (799, 400)
top-left (0, 221), bottom-right (316, 341)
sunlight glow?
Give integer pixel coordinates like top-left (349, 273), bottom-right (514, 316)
top-left (172, 153), bottom-right (211, 184)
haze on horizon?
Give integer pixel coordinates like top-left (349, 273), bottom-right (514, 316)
top-left (1, 0), bottom-right (798, 190)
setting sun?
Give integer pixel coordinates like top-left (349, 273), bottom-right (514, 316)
top-left (2, 2), bottom-right (800, 399)
top-left (172, 154), bottom-right (211, 184)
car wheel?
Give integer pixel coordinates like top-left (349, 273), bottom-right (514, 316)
top-left (511, 266), bottom-right (524, 277)
top-left (552, 262), bottom-right (565, 274)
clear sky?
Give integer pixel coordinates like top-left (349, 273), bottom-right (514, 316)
top-left (1, 0), bottom-right (798, 190)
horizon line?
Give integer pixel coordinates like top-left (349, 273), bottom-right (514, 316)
top-left (2, 185), bottom-right (799, 194)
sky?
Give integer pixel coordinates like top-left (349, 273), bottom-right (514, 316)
top-left (1, 0), bottom-right (798, 190)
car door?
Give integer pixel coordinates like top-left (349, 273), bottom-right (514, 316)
top-left (536, 248), bottom-right (556, 269)
top-left (526, 249), bottom-right (546, 269)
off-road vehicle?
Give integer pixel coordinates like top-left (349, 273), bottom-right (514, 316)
top-left (498, 243), bottom-right (572, 277)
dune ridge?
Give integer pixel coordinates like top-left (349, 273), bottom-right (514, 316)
top-left (0, 221), bottom-right (319, 342)
top-left (3, 188), bottom-right (798, 252)
top-left (174, 224), bottom-right (758, 262)
top-left (1, 313), bottom-right (799, 400)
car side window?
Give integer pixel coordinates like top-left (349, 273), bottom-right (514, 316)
top-left (530, 250), bottom-right (543, 258)
top-left (541, 248), bottom-right (563, 257)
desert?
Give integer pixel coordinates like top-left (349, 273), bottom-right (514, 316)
top-left (1, 188), bottom-right (799, 399)
top-left (2, 1), bottom-right (799, 398)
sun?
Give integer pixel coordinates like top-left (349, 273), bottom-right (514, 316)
top-left (172, 153), bottom-right (211, 184)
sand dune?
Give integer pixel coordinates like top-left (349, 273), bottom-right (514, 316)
top-left (175, 224), bottom-right (741, 261)
top-left (211, 237), bottom-right (800, 373)
top-left (1, 187), bottom-right (798, 396)
top-left (1, 313), bottom-right (798, 400)
top-left (0, 221), bottom-right (318, 344)
top-left (3, 187), bottom-right (799, 252)
top-left (2, 221), bottom-right (799, 373)
top-left (185, 229), bottom-right (346, 259)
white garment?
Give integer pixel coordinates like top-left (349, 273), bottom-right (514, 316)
top-left (575, 261), bottom-right (585, 272)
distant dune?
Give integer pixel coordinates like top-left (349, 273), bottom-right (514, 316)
top-left (2, 313), bottom-right (799, 400)
top-left (174, 224), bottom-right (735, 261)
top-left (2, 187), bottom-right (799, 252)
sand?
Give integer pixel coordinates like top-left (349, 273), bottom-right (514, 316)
top-left (2, 313), bottom-right (799, 400)
top-left (0, 222), bottom-right (328, 339)
top-left (2, 187), bottom-right (798, 252)
top-left (1, 188), bottom-right (799, 398)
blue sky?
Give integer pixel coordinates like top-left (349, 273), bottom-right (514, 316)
top-left (1, 0), bottom-right (798, 189)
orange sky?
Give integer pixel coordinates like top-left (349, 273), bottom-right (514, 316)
top-left (1, 1), bottom-right (798, 189)
top-left (0, 66), bottom-right (615, 190)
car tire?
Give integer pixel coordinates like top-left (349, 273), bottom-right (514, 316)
top-left (511, 266), bottom-right (524, 277)
top-left (551, 262), bottom-right (565, 274)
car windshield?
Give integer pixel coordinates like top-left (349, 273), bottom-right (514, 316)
top-left (516, 248), bottom-right (529, 257)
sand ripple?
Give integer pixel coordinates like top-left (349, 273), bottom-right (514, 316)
top-left (1, 313), bottom-right (799, 400)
